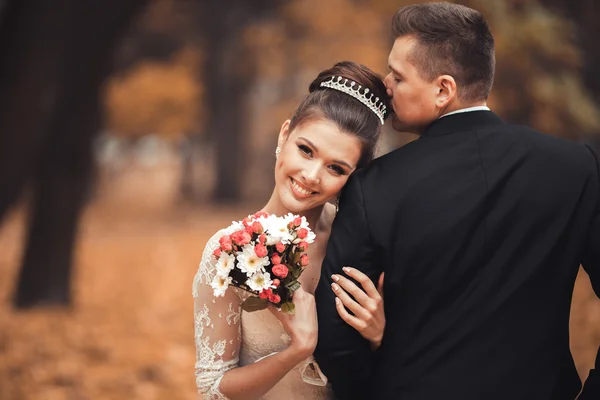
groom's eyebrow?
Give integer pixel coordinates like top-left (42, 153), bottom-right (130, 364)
top-left (298, 137), bottom-right (354, 169)
top-left (388, 64), bottom-right (403, 77)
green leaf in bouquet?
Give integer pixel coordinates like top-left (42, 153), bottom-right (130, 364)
top-left (241, 296), bottom-right (268, 313)
top-left (280, 302), bottom-right (295, 315)
top-left (285, 280), bottom-right (301, 292)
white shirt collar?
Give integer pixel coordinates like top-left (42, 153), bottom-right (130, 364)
top-left (439, 106), bottom-right (490, 119)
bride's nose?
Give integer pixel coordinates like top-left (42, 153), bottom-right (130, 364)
top-left (301, 163), bottom-right (321, 185)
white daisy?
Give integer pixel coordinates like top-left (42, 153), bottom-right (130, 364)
top-left (236, 244), bottom-right (269, 276)
top-left (215, 253), bottom-right (235, 277)
top-left (246, 272), bottom-right (273, 292)
top-left (261, 215), bottom-right (294, 244)
top-left (211, 274), bottom-right (232, 297)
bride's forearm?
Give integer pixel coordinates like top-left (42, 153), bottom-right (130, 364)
top-left (218, 345), bottom-right (310, 400)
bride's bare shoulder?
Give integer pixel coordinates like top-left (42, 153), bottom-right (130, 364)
top-left (318, 203), bottom-right (337, 235)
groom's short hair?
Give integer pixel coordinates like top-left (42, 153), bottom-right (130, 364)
top-left (392, 2), bottom-right (495, 103)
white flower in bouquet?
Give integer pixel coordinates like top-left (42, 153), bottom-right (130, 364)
top-left (215, 252), bottom-right (235, 277)
top-left (211, 275), bottom-right (233, 297)
top-left (260, 214), bottom-right (294, 245)
top-left (246, 271), bottom-right (274, 292)
top-left (237, 244), bottom-right (269, 276)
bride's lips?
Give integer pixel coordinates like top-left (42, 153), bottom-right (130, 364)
top-left (290, 178), bottom-right (317, 199)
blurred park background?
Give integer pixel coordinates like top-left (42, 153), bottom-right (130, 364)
top-left (0, 0), bottom-right (599, 399)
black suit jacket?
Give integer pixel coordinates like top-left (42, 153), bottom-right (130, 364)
top-left (314, 111), bottom-right (600, 400)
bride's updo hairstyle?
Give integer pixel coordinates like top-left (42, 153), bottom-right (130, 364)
top-left (288, 61), bottom-right (390, 169)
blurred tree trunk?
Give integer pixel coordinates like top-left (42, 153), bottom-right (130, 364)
top-left (0, 0), bottom-right (147, 308)
top-left (194, 0), bottom-right (281, 203)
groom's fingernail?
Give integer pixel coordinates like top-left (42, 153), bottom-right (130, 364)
top-left (331, 274), bottom-right (339, 282)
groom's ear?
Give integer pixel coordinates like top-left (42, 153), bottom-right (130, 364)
top-left (277, 119), bottom-right (292, 148)
top-left (435, 75), bottom-right (457, 109)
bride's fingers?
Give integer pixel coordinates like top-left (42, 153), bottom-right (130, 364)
top-left (331, 282), bottom-right (371, 321)
top-left (342, 267), bottom-right (381, 301)
top-left (377, 272), bottom-right (384, 297)
top-left (334, 297), bottom-right (366, 332)
top-left (332, 273), bottom-right (372, 307)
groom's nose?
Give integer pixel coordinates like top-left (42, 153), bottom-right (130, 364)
top-left (384, 74), bottom-right (393, 98)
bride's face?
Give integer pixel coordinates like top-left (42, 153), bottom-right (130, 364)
top-left (274, 118), bottom-right (362, 214)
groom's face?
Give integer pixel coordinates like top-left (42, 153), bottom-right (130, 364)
top-left (385, 36), bottom-right (441, 134)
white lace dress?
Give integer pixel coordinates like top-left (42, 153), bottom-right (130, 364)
top-left (193, 228), bottom-right (332, 400)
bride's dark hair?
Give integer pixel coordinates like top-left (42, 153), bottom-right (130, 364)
top-left (288, 61), bottom-right (390, 169)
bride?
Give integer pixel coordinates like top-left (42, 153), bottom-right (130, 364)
top-left (193, 61), bottom-right (390, 400)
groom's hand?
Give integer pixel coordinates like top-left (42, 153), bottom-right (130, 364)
top-left (331, 267), bottom-right (385, 349)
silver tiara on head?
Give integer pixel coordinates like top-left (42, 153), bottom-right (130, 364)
top-left (319, 76), bottom-right (386, 125)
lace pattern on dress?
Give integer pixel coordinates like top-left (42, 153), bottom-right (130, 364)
top-left (193, 228), bottom-right (242, 399)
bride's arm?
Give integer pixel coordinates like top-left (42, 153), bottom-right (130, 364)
top-left (193, 233), bottom-right (314, 400)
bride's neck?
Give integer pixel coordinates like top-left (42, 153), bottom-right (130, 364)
top-left (261, 193), bottom-right (324, 232)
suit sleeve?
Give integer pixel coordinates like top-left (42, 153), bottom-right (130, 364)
top-left (582, 144), bottom-right (600, 298)
top-left (314, 173), bottom-right (380, 400)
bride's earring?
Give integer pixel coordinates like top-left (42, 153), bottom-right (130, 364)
top-left (275, 146), bottom-right (281, 159)
top-left (335, 195), bottom-right (340, 213)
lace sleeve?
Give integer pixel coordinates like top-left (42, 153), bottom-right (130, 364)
top-left (193, 230), bottom-right (242, 399)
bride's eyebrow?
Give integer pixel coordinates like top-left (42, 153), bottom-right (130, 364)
top-left (298, 136), bottom-right (353, 170)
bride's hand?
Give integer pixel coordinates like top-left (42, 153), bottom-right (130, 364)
top-left (268, 286), bottom-right (318, 359)
top-left (331, 267), bottom-right (385, 350)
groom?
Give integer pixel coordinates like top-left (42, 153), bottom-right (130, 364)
top-left (314, 2), bottom-right (600, 400)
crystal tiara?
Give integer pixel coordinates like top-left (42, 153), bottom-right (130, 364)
top-left (319, 76), bottom-right (387, 125)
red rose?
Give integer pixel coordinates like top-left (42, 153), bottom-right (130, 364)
top-left (275, 242), bottom-right (285, 253)
top-left (297, 228), bottom-right (308, 239)
top-left (272, 264), bottom-right (289, 278)
top-left (297, 241), bottom-right (309, 251)
top-left (300, 254), bottom-right (309, 266)
top-left (213, 248), bottom-right (222, 258)
top-left (244, 225), bottom-right (254, 235)
top-left (272, 279), bottom-right (280, 287)
top-left (268, 293), bottom-right (281, 303)
top-left (252, 221), bottom-right (264, 234)
top-left (293, 216), bottom-right (303, 227)
top-left (271, 254), bottom-right (281, 265)
top-left (254, 244), bottom-right (268, 258)
top-left (259, 288), bottom-right (272, 300)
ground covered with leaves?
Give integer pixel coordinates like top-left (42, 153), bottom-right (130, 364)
top-left (0, 201), bottom-right (599, 399)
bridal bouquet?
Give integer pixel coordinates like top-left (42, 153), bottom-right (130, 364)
top-left (211, 212), bottom-right (315, 314)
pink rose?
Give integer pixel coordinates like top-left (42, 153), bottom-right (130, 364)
top-left (272, 264), bottom-right (289, 278)
top-left (242, 217), bottom-right (251, 227)
top-left (219, 235), bottom-right (233, 252)
top-left (300, 254), bottom-right (309, 266)
top-left (253, 211), bottom-right (269, 219)
top-left (275, 242), bottom-right (285, 253)
top-left (271, 253), bottom-right (281, 265)
top-left (231, 230), bottom-right (252, 246)
top-left (252, 221), bottom-right (264, 234)
top-left (268, 293), bottom-right (281, 304)
top-left (272, 279), bottom-right (280, 287)
top-left (254, 244), bottom-right (268, 258)
top-left (297, 228), bottom-right (308, 239)
top-left (258, 233), bottom-right (267, 244)
top-left (213, 248), bottom-right (222, 258)
top-left (259, 288), bottom-right (272, 299)
top-left (293, 216), bottom-right (303, 227)
top-left (297, 241), bottom-right (309, 251)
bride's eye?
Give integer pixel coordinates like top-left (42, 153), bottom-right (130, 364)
top-left (329, 165), bottom-right (346, 175)
top-left (298, 144), bottom-right (312, 156)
